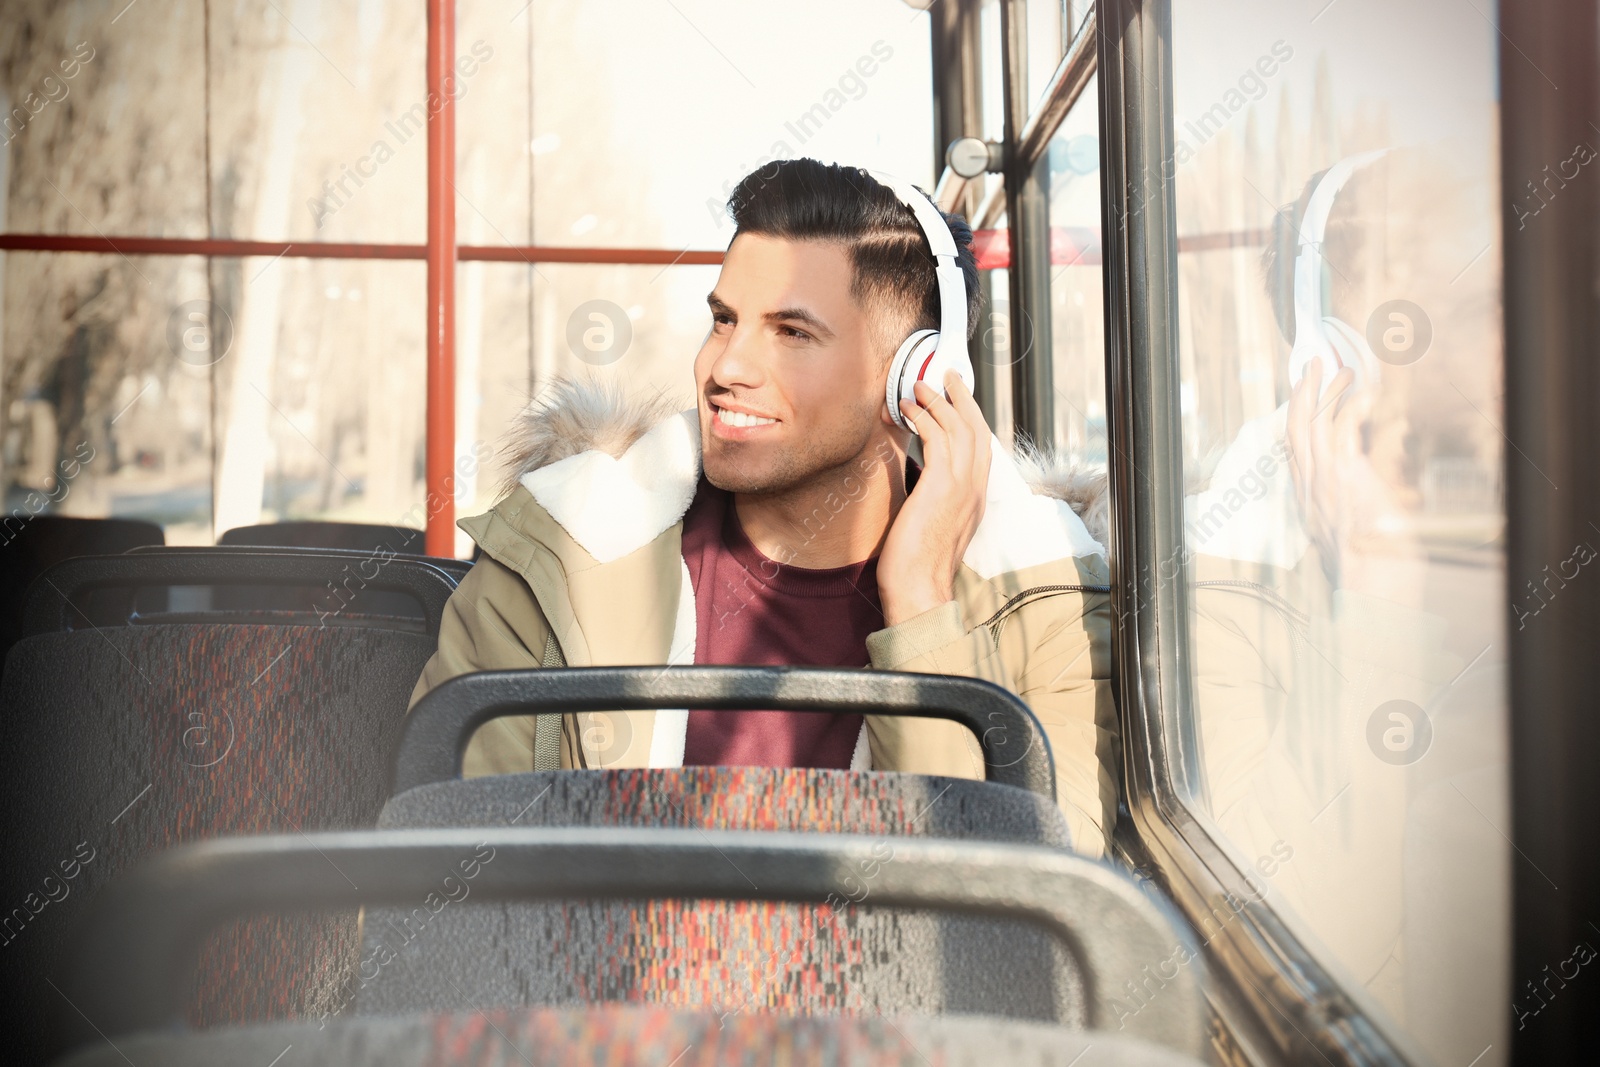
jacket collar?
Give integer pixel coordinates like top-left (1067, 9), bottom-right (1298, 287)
top-left (498, 376), bottom-right (1108, 577)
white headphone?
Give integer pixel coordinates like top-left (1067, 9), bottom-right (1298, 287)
top-left (868, 170), bottom-right (975, 435)
top-left (1287, 150), bottom-right (1388, 398)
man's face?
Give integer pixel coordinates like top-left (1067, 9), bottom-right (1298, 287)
top-left (695, 233), bottom-right (900, 495)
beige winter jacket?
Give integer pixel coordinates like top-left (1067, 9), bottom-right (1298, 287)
top-left (408, 381), bottom-right (1118, 858)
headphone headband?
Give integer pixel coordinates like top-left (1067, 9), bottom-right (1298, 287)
top-left (1288, 150), bottom-right (1388, 394)
top-left (1294, 149), bottom-right (1388, 252)
top-left (868, 170), bottom-right (960, 258)
top-left (867, 170), bottom-right (968, 360)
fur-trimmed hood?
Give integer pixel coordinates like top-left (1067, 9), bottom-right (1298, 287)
top-left (499, 379), bottom-right (1113, 572)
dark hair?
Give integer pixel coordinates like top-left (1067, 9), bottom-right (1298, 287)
top-left (1261, 161), bottom-right (1382, 345)
top-left (725, 157), bottom-right (980, 344)
top-left (1260, 169), bottom-right (1325, 346)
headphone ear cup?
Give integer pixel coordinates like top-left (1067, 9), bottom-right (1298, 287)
top-left (885, 329), bottom-right (940, 433)
top-left (940, 344), bottom-right (976, 397)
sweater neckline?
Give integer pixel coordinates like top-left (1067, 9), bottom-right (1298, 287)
top-left (717, 489), bottom-right (881, 601)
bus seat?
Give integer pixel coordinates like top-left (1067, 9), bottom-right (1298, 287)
top-left (356, 668), bottom-right (1081, 1023)
top-left (53, 1003), bottom-right (1208, 1066)
top-left (219, 520), bottom-right (425, 555)
top-left (0, 551), bottom-right (457, 1064)
top-left (212, 525), bottom-right (451, 618)
top-left (120, 547), bottom-right (467, 630)
top-left (57, 828), bottom-right (1208, 1062)
top-left (0, 515), bottom-right (164, 673)
top-left (364, 767), bottom-right (1078, 1022)
top-left (380, 765), bottom-right (1071, 847)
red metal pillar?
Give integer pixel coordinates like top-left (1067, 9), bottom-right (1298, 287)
top-left (425, 0), bottom-right (458, 556)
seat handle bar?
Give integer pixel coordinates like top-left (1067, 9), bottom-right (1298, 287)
top-left (67, 827), bottom-right (1204, 1056)
top-left (22, 551), bottom-right (459, 637)
top-left (394, 666), bottom-right (1055, 798)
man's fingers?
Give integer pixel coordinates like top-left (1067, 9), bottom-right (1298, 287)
top-left (1287, 379), bottom-right (1306, 426)
top-left (911, 380), bottom-right (974, 473)
top-left (945, 371), bottom-right (987, 428)
top-left (1323, 368), bottom-right (1360, 447)
top-left (1307, 364), bottom-right (1345, 445)
top-left (899, 397), bottom-right (928, 436)
top-left (1287, 372), bottom-right (1314, 458)
top-left (911, 379), bottom-right (962, 432)
top-left (971, 430), bottom-right (992, 500)
top-left (942, 371), bottom-right (993, 479)
top-left (1316, 365), bottom-right (1357, 420)
top-left (1309, 382), bottom-right (1338, 474)
top-left (901, 396), bottom-right (950, 471)
top-left (1286, 358), bottom-right (1319, 512)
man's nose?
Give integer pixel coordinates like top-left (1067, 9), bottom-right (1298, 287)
top-left (708, 325), bottom-right (764, 390)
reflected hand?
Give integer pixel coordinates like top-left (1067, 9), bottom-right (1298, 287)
top-left (1286, 357), bottom-right (1357, 583)
top-left (1286, 356), bottom-right (1418, 590)
top-left (878, 371), bottom-right (991, 627)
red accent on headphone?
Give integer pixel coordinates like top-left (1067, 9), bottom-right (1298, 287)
top-left (915, 349), bottom-right (938, 383)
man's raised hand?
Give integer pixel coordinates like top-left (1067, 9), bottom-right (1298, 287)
top-left (878, 370), bottom-right (992, 627)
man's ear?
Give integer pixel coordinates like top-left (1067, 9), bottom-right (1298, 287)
top-left (879, 389), bottom-right (913, 447)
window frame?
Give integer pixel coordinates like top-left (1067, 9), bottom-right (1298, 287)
top-left (995, 0), bottom-right (1098, 447)
top-left (1093, 1), bottom-right (1429, 1063)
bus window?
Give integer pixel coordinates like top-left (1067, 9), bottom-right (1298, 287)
top-left (1, 0), bottom-right (936, 553)
top-left (456, 260), bottom-right (722, 535)
top-left (968, 6), bottom-right (1099, 462)
top-left (1024, 1), bottom-right (1066, 106)
top-left (1046, 74), bottom-right (1105, 468)
top-left (1169, 2), bottom-right (1507, 1064)
top-left (496, 0), bottom-right (936, 253)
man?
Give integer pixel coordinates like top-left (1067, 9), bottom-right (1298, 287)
top-left (408, 158), bottom-right (1117, 858)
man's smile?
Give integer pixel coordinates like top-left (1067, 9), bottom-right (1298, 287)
top-left (709, 398), bottom-right (781, 437)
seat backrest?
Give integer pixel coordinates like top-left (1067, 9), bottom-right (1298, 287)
top-left (0, 515), bottom-right (163, 670)
top-left (0, 607), bottom-right (441, 1063)
top-left (372, 668), bottom-right (1070, 1024)
top-left (24, 547), bottom-right (461, 633)
top-left (365, 767), bottom-right (1078, 1023)
top-left (219, 520), bottom-right (426, 555)
top-left (63, 828), bottom-right (1206, 1059)
top-left (383, 766), bottom-right (1072, 845)
top-left (0, 624), bottom-right (438, 1059)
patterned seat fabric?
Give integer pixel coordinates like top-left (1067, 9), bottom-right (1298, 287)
top-left (352, 770), bottom-right (1081, 1026)
top-left (54, 1003), bottom-right (1207, 1067)
top-left (381, 766), bottom-right (1072, 843)
top-left (0, 623), bottom-right (436, 1064)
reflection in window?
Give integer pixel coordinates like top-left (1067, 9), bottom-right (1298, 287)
top-left (1046, 74), bottom-right (1104, 468)
top-left (1170, 3), bottom-right (1506, 1065)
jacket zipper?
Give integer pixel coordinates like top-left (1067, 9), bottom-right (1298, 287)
top-left (982, 583), bottom-right (1112, 642)
top-left (1190, 578), bottom-right (1311, 656)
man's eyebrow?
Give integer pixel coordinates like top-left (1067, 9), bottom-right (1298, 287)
top-left (707, 292), bottom-right (733, 316)
top-left (763, 306), bottom-right (835, 340)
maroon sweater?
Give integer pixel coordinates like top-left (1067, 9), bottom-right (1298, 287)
top-left (679, 480), bottom-right (884, 768)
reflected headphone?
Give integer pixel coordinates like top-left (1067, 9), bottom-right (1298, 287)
top-left (867, 170), bottom-right (975, 435)
top-left (1287, 149), bottom-right (1388, 398)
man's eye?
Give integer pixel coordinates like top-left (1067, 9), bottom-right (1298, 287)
top-left (778, 325), bottom-right (811, 340)
top-left (711, 313), bottom-right (733, 329)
